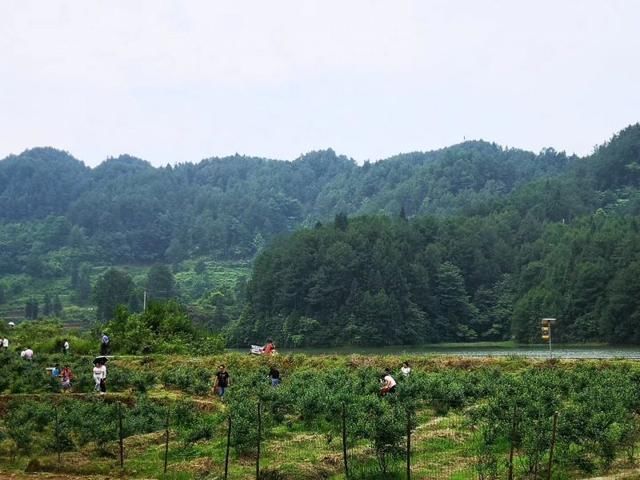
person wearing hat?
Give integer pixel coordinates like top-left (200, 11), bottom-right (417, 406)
top-left (93, 359), bottom-right (107, 394)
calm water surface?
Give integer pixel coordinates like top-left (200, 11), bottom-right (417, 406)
top-left (259, 345), bottom-right (640, 359)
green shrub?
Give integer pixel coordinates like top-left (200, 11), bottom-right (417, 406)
top-left (107, 366), bottom-right (157, 393)
top-left (161, 366), bottom-right (211, 395)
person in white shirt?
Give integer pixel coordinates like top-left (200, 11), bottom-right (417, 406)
top-left (401, 361), bottom-right (411, 377)
top-left (20, 347), bottom-right (34, 360)
top-left (1, 337), bottom-right (8, 350)
top-left (93, 361), bottom-right (107, 394)
top-left (62, 339), bottom-right (70, 355)
top-left (380, 370), bottom-right (397, 396)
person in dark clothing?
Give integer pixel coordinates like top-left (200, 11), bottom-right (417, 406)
top-left (214, 364), bottom-right (230, 399)
top-left (100, 333), bottom-right (110, 355)
top-left (269, 366), bottom-right (281, 387)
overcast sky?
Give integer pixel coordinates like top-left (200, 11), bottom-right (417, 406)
top-left (1, 1), bottom-right (639, 167)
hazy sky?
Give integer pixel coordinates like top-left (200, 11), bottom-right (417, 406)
top-left (1, 1), bottom-right (639, 167)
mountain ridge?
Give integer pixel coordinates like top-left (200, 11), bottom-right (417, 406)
top-left (0, 123), bottom-right (637, 265)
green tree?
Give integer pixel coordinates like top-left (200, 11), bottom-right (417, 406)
top-left (601, 261), bottom-right (640, 343)
top-left (434, 262), bottom-right (477, 341)
top-left (194, 260), bottom-right (206, 274)
top-left (52, 294), bottom-right (63, 317)
top-left (42, 293), bottom-right (52, 317)
top-left (93, 268), bottom-right (136, 322)
top-left (24, 298), bottom-right (38, 320)
top-left (76, 264), bottom-right (92, 305)
top-left (146, 264), bottom-right (176, 301)
top-left (67, 225), bottom-right (87, 248)
top-left (164, 237), bottom-right (186, 264)
top-left (334, 212), bottom-right (349, 231)
top-left (70, 261), bottom-right (79, 290)
top-left (252, 232), bottom-right (266, 255)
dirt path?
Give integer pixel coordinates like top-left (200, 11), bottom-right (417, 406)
top-left (0, 474), bottom-right (112, 480)
top-left (581, 469), bottom-right (640, 480)
top-left (0, 391), bottom-right (221, 409)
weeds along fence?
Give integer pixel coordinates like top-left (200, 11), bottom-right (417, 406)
top-left (0, 394), bottom-right (609, 480)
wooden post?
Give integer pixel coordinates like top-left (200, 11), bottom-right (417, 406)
top-left (406, 409), bottom-right (412, 480)
top-left (55, 406), bottom-right (61, 466)
top-left (508, 404), bottom-right (517, 480)
top-left (118, 402), bottom-right (124, 469)
top-left (342, 403), bottom-right (349, 479)
top-left (163, 406), bottom-right (170, 475)
top-left (256, 400), bottom-right (261, 480)
top-left (224, 414), bottom-right (232, 480)
top-left (547, 412), bottom-right (559, 480)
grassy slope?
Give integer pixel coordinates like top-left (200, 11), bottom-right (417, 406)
top-left (0, 259), bottom-right (251, 327)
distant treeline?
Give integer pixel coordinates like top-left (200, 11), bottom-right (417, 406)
top-left (0, 138), bottom-right (572, 269)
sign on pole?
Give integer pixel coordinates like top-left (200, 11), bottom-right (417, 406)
top-left (541, 318), bottom-right (556, 359)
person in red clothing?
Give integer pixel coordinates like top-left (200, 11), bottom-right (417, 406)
top-left (262, 339), bottom-right (275, 355)
top-left (61, 365), bottom-right (74, 392)
top-left (249, 339), bottom-right (278, 355)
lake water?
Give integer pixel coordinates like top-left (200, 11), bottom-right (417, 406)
top-left (262, 345), bottom-right (640, 359)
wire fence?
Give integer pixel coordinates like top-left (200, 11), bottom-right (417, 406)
top-left (215, 399), bottom-right (562, 480)
top-left (0, 394), bottom-right (573, 479)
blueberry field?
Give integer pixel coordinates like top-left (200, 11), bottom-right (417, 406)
top-left (1, 349), bottom-right (640, 479)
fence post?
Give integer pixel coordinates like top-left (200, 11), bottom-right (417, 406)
top-left (54, 405), bottom-right (61, 467)
top-left (163, 405), bottom-right (170, 475)
top-left (118, 402), bottom-right (124, 469)
top-left (508, 404), bottom-right (517, 480)
top-left (256, 399), bottom-right (262, 480)
top-left (547, 411), bottom-right (559, 480)
top-left (225, 414), bottom-right (232, 480)
top-left (342, 403), bottom-right (349, 479)
top-left (406, 409), bottom-right (412, 480)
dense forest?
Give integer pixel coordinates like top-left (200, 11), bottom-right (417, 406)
top-left (1, 124), bottom-right (640, 345)
top-left (233, 211), bottom-right (640, 345)
top-left (232, 125), bottom-right (640, 345)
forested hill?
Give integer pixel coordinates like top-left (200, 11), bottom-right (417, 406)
top-left (0, 139), bottom-right (573, 270)
top-left (230, 124), bottom-right (640, 346)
